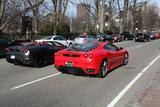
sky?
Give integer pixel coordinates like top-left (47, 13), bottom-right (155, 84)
top-left (67, 0), bottom-right (160, 17)
top-left (155, 0), bottom-right (160, 6)
top-left (66, 0), bottom-right (77, 17)
top-left (48, 0), bottom-right (160, 18)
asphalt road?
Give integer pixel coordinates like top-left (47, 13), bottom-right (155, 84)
top-left (0, 40), bottom-right (160, 107)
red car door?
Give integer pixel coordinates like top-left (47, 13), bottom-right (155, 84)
top-left (104, 44), bottom-right (123, 69)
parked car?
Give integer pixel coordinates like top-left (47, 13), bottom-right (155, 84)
top-left (5, 41), bottom-right (66, 67)
top-left (111, 34), bottom-right (123, 42)
top-left (74, 35), bottom-right (96, 44)
top-left (148, 33), bottom-right (156, 40)
top-left (121, 32), bottom-right (134, 40)
top-left (35, 35), bottom-right (73, 47)
top-left (0, 37), bottom-right (21, 57)
top-left (96, 34), bottom-right (114, 43)
top-left (135, 33), bottom-right (150, 42)
top-left (153, 33), bottom-right (160, 39)
top-left (54, 42), bottom-right (129, 78)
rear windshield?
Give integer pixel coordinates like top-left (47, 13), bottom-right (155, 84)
top-left (67, 43), bottom-right (99, 52)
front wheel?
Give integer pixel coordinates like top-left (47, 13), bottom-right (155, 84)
top-left (123, 53), bottom-right (129, 65)
top-left (98, 60), bottom-right (108, 78)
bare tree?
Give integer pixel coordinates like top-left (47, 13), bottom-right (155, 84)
top-left (79, 0), bottom-right (107, 33)
top-left (145, 5), bottom-right (159, 32)
top-left (27, 0), bottom-right (49, 35)
top-left (51, 0), bottom-right (69, 34)
top-left (0, 0), bottom-right (7, 33)
top-left (0, 0), bottom-right (44, 33)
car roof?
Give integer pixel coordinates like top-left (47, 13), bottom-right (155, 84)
top-left (41, 35), bottom-right (65, 39)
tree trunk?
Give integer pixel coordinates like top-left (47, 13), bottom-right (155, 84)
top-left (98, 0), bottom-right (105, 33)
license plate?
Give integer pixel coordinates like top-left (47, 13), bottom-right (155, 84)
top-left (11, 55), bottom-right (15, 59)
top-left (66, 62), bottom-right (73, 67)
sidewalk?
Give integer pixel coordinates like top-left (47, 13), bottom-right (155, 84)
top-left (137, 69), bottom-right (160, 107)
top-left (125, 65), bottom-right (160, 107)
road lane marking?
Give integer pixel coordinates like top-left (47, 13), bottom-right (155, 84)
top-left (11, 72), bottom-right (61, 90)
top-left (135, 45), bottom-right (143, 48)
top-left (107, 54), bottom-right (160, 107)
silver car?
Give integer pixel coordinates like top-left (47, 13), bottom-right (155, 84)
top-left (74, 35), bottom-right (96, 44)
top-left (35, 35), bottom-right (73, 47)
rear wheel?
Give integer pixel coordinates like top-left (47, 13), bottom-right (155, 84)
top-left (34, 55), bottom-right (46, 67)
top-left (123, 53), bottom-right (128, 65)
top-left (98, 60), bottom-right (108, 78)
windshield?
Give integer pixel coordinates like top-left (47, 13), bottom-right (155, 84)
top-left (67, 42), bottom-right (99, 52)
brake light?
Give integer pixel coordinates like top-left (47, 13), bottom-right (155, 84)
top-left (5, 48), bottom-right (11, 52)
top-left (84, 54), bottom-right (88, 58)
top-left (84, 54), bottom-right (93, 58)
top-left (89, 54), bottom-right (93, 58)
top-left (55, 52), bottom-right (60, 56)
top-left (21, 48), bottom-right (27, 53)
top-left (21, 48), bottom-right (30, 55)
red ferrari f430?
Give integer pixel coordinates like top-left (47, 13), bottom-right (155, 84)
top-left (54, 42), bottom-right (129, 78)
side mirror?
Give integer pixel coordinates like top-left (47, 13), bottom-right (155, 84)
top-left (119, 47), bottom-right (123, 50)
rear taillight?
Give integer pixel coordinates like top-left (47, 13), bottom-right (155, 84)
top-left (21, 48), bottom-right (30, 55)
top-left (55, 52), bottom-right (60, 56)
top-left (84, 54), bottom-right (88, 58)
top-left (84, 54), bottom-right (93, 58)
top-left (5, 48), bottom-right (11, 52)
top-left (89, 54), bottom-right (93, 58)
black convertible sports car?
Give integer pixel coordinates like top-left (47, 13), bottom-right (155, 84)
top-left (5, 41), bottom-right (66, 67)
top-left (135, 33), bottom-right (150, 42)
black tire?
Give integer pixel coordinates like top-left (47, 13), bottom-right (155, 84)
top-left (98, 60), bottom-right (108, 78)
top-left (58, 67), bottom-right (68, 74)
top-left (123, 53), bottom-right (128, 65)
top-left (34, 55), bottom-right (46, 67)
